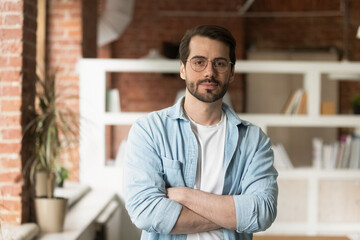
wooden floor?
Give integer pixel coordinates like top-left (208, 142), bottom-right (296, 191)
top-left (254, 235), bottom-right (350, 240)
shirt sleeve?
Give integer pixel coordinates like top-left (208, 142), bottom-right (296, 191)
top-left (123, 120), bottom-right (182, 234)
top-left (233, 126), bottom-right (278, 233)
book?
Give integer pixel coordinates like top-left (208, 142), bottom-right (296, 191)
top-left (341, 135), bottom-right (352, 168)
top-left (282, 89), bottom-right (307, 115)
top-left (321, 101), bottom-right (336, 115)
top-left (349, 135), bottom-right (360, 169)
top-left (312, 138), bottom-right (323, 169)
top-left (312, 134), bottom-right (360, 169)
top-left (297, 92), bottom-right (307, 114)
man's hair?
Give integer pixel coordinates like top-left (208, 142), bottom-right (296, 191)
top-left (179, 25), bottom-right (236, 67)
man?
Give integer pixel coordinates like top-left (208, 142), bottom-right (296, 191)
top-left (124, 25), bottom-right (278, 240)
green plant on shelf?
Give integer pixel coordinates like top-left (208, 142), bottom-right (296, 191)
top-left (351, 95), bottom-right (360, 114)
top-left (56, 165), bottom-right (69, 187)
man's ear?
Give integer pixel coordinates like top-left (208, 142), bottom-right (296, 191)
top-left (229, 67), bottom-right (235, 83)
top-left (180, 62), bottom-right (186, 80)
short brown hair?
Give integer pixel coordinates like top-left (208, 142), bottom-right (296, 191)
top-left (179, 25), bottom-right (236, 67)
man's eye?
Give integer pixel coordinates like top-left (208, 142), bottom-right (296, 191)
top-left (194, 59), bottom-right (205, 65)
top-left (215, 60), bottom-right (226, 67)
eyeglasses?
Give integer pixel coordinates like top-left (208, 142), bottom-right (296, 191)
top-left (187, 56), bottom-right (233, 73)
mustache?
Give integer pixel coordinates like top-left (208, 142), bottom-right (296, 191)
top-left (198, 78), bottom-right (220, 85)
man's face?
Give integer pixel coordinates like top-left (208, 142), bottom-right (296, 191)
top-left (180, 35), bottom-right (234, 103)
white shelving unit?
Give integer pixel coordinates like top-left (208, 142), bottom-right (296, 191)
top-left (78, 58), bottom-right (360, 238)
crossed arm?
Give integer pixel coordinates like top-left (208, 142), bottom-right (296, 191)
top-left (167, 186), bottom-right (237, 234)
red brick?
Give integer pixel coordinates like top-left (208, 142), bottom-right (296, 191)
top-left (0, 56), bottom-right (22, 68)
top-left (58, 20), bottom-right (81, 28)
top-left (0, 1), bottom-right (23, 12)
top-left (58, 56), bottom-right (79, 64)
top-left (0, 70), bottom-right (21, 82)
top-left (48, 12), bottom-right (65, 19)
top-left (0, 171), bottom-right (20, 182)
top-left (0, 41), bottom-right (23, 55)
top-left (0, 143), bottom-right (20, 155)
top-left (0, 156), bottom-right (21, 169)
top-left (48, 29), bottom-right (67, 38)
top-left (1, 199), bottom-right (21, 212)
top-left (48, 39), bottom-right (81, 47)
top-left (60, 75), bottom-right (79, 82)
top-left (0, 212), bottom-right (21, 225)
top-left (4, 14), bottom-right (22, 26)
top-left (1, 84), bottom-right (21, 97)
top-left (0, 184), bottom-right (22, 197)
top-left (0, 114), bottom-right (21, 128)
top-left (0, 99), bottom-right (21, 112)
top-left (1, 128), bottom-right (22, 141)
top-left (68, 29), bottom-right (82, 37)
top-left (50, 2), bottom-right (81, 11)
top-left (0, 29), bottom-right (22, 40)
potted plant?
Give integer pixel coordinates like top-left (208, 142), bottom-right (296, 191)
top-left (55, 165), bottom-right (69, 188)
top-left (23, 72), bottom-right (78, 233)
top-left (352, 95), bottom-right (360, 114)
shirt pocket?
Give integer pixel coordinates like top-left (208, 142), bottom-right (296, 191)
top-left (162, 156), bottom-right (185, 187)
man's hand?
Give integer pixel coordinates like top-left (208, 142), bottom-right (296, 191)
top-left (167, 187), bottom-right (237, 230)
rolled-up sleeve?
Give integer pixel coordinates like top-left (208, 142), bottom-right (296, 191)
top-left (123, 120), bottom-right (182, 234)
top-left (233, 128), bottom-right (278, 233)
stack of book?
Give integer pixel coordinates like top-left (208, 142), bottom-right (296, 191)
top-left (282, 89), bottom-right (307, 115)
top-left (312, 135), bottom-right (360, 169)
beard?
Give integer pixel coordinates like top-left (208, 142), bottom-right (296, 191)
top-left (186, 77), bottom-right (229, 103)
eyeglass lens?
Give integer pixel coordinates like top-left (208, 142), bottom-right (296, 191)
top-left (189, 57), bottom-right (231, 73)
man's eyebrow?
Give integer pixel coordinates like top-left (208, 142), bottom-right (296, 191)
top-left (190, 56), bottom-right (228, 60)
top-left (190, 55), bottom-right (206, 59)
top-left (213, 57), bottom-right (228, 61)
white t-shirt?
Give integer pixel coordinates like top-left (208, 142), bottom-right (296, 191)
top-left (186, 111), bottom-right (227, 240)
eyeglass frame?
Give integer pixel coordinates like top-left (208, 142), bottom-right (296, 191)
top-left (186, 56), bottom-right (233, 73)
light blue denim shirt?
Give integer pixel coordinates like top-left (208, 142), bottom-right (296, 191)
top-left (124, 97), bottom-right (278, 240)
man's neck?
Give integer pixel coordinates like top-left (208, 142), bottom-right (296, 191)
top-left (183, 92), bottom-right (223, 126)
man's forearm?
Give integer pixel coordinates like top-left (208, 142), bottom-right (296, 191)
top-left (171, 206), bottom-right (220, 234)
top-left (167, 187), bottom-right (237, 230)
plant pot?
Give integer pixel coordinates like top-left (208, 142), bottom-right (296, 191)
top-left (57, 180), bottom-right (64, 188)
top-left (35, 197), bottom-right (68, 233)
top-left (35, 171), bottom-right (48, 197)
top-left (35, 171), bottom-right (56, 197)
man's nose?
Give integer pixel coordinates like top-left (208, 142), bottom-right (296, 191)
top-left (203, 60), bottom-right (216, 77)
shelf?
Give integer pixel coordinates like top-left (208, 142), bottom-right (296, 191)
top-left (103, 112), bottom-right (360, 127)
top-left (78, 58), bottom-right (360, 75)
top-left (266, 222), bottom-right (360, 236)
top-left (278, 168), bottom-right (360, 179)
top-left (79, 58), bottom-right (360, 238)
top-left (104, 112), bottom-right (147, 125)
top-left (240, 114), bottom-right (360, 127)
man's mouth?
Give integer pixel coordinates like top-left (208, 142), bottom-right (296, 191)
top-left (198, 79), bottom-right (219, 89)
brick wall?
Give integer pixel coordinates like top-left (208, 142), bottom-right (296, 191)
top-left (0, 0), bottom-right (37, 225)
top-left (47, 0), bottom-right (83, 181)
top-left (0, 0), bottom-right (23, 225)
